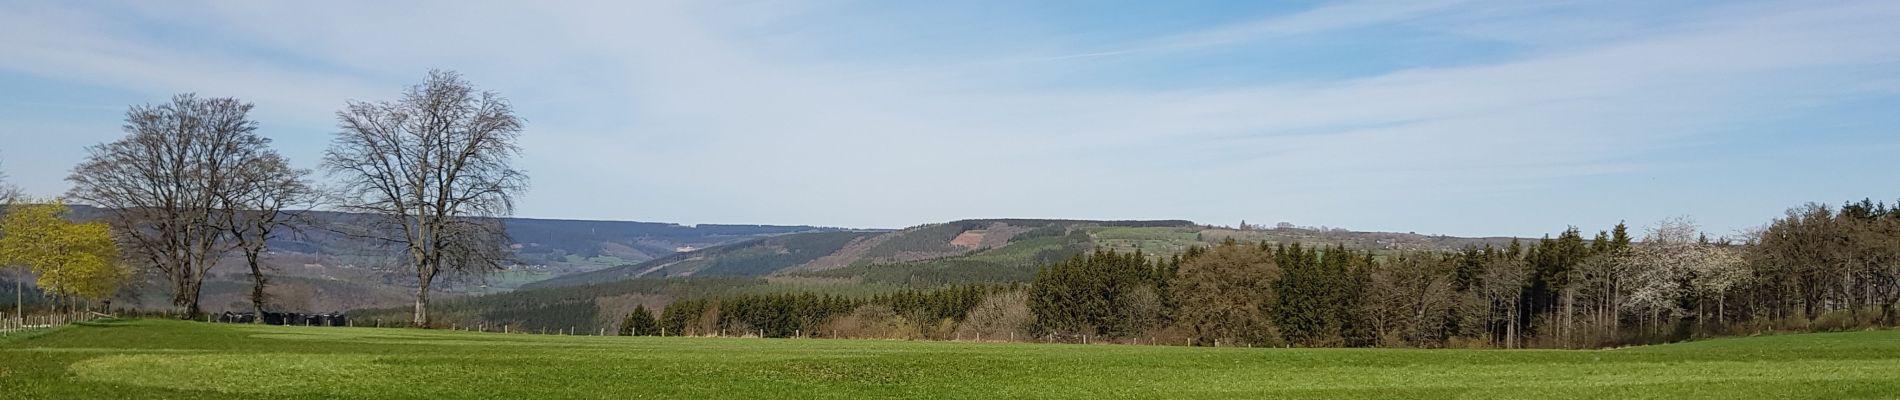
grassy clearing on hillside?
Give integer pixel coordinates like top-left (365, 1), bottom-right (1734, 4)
top-left (4, 320), bottom-right (1899, 399)
top-left (1089, 226), bottom-right (1204, 256)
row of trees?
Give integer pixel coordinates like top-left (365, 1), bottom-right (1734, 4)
top-left (1027, 249), bottom-right (1173, 338)
top-left (625, 285), bottom-right (1006, 338)
top-left (1749, 201), bottom-right (1900, 325)
top-left (3, 70), bottom-right (526, 325)
top-left (629, 200), bottom-right (1899, 348)
top-left (1025, 223), bottom-right (1695, 347)
top-left (1027, 203), bottom-right (1900, 348)
top-left (65, 94), bottom-right (312, 319)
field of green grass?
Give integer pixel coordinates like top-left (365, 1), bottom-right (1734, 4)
top-left (4, 320), bottom-right (1899, 399)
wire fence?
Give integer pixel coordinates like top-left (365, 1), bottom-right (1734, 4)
top-left (0, 311), bottom-right (105, 337)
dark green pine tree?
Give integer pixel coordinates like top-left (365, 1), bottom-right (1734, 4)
top-left (1610, 222), bottom-right (1632, 251)
top-left (1275, 243), bottom-right (1347, 346)
top-left (621, 306), bottom-right (659, 336)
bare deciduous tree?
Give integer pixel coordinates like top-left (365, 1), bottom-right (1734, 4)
top-left (1170, 242), bottom-right (1280, 346)
top-left (955, 290), bottom-right (1034, 340)
top-left (217, 153), bottom-right (315, 322)
top-left (323, 70), bottom-right (526, 326)
top-left (67, 94), bottom-right (291, 319)
top-left (1480, 252), bottom-right (1529, 348)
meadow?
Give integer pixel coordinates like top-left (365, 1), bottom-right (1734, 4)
top-left (3, 320), bottom-right (1898, 399)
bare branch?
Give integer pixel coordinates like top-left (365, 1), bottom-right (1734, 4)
top-left (322, 70), bottom-right (526, 326)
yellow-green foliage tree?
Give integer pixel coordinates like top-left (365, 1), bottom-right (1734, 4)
top-left (0, 200), bottom-right (129, 307)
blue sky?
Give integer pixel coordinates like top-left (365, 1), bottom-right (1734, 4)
top-left (1, 0), bottom-right (1897, 237)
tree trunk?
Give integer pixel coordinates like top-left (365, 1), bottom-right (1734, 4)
top-left (1805, 291), bottom-right (1818, 321)
top-left (1506, 303), bottom-right (1518, 349)
top-left (248, 250), bottom-right (268, 324)
top-left (413, 279), bottom-right (432, 327)
top-left (1882, 296), bottom-right (1897, 325)
top-left (1562, 288), bottom-right (1575, 348)
top-left (182, 278), bottom-right (204, 320)
top-left (1717, 292), bottom-right (1726, 327)
top-left (1610, 282), bottom-right (1620, 334)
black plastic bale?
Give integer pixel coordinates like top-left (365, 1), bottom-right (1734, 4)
top-left (220, 311), bottom-right (346, 327)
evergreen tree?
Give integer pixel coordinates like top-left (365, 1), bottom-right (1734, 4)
top-left (619, 306), bottom-right (657, 336)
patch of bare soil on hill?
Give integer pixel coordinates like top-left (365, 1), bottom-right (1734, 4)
top-left (949, 230), bottom-right (987, 247)
top-left (881, 222), bottom-right (1035, 263)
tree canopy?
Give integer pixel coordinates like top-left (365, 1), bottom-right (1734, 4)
top-left (0, 201), bottom-right (128, 304)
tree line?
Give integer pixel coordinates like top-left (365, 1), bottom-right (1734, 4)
top-left (627, 200), bottom-right (1900, 348)
top-left (1030, 202), bottom-right (1900, 348)
top-left (625, 285), bottom-right (1004, 338)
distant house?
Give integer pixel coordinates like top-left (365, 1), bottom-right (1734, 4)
top-left (674, 246), bottom-right (699, 253)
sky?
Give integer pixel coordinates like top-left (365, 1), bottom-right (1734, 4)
top-left (0, 0), bottom-right (1897, 238)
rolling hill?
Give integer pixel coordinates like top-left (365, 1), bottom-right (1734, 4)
top-left (14, 206), bottom-right (847, 313)
top-left (526, 218), bottom-right (1521, 289)
top-left (360, 218), bottom-right (1524, 333)
top-left (523, 219), bottom-right (1195, 289)
top-left (14, 207), bottom-right (1524, 321)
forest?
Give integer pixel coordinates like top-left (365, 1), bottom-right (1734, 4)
top-left (619, 199), bottom-right (1900, 348)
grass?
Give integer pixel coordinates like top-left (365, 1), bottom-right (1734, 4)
top-left (5, 320), bottom-right (1900, 399)
top-left (1089, 226), bottom-right (1211, 259)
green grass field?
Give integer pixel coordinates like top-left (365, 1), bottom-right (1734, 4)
top-left (4, 320), bottom-right (1899, 399)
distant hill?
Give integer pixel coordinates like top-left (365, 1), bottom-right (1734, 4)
top-left (524, 219), bottom-right (1521, 289)
top-left (383, 219), bottom-right (1525, 333)
top-left (17, 206), bottom-right (1524, 317)
top-left (41, 205), bottom-right (845, 312)
top-left (525, 219), bottom-right (1193, 289)
top-left (519, 230), bottom-right (889, 288)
